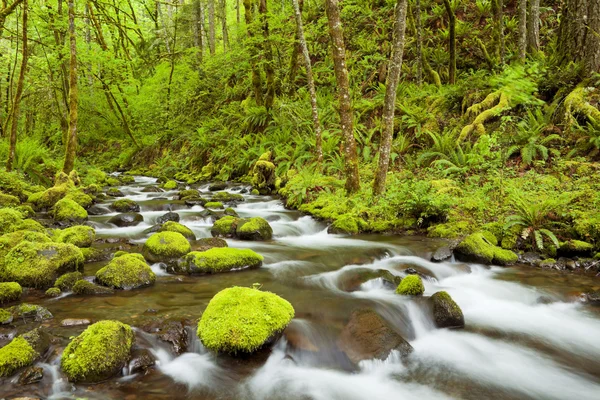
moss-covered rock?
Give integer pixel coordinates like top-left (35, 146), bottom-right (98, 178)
top-left (0, 282), bottom-right (22, 304)
top-left (72, 280), bottom-right (114, 295)
top-left (10, 304), bottom-right (53, 321)
top-left (96, 254), bottom-right (156, 289)
top-left (65, 190), bottom-right (93, 209)
top-left (559, 240), bottom-right (595, 257)
top-left (28, 184), bottom-right (69, 210)
top-left (53, 198), bottom-right (88, 225)
top-left (236, 217), bottom-right (273, 241)
top-left (110, 199), bottom-right (140, 213)
top-left (454, 232), bottom-right (518, 265)
top-left (45, 287), bottom-right (61, 297)
top-left (204, 201), bottom-right (224, 209)
top-left (176, 248), bottom-right (263, 275)
top-left (211, 191), bottom-right (244, 203)
top-left (162, 180), bottom-right (178, 190)
top-left (429, 291), bottom-right (465, 329)
top-left (396, 275), bottom-right (425, 296)
top-left (251, 152), bottom-right (276, 194)
top-left (208, 182), bottom-right (227, 191)
top-left (61, 320), bottom-right (134, 383)
top-left (106, 187), bottom-right (124, 197)
top-left (142, 232), bottom-right (191, 264)
top-left (13, 218), bottom-right (45, 233)
top-left (54, 271), bottom-right (83, 291)
top-left (328, 215), bottom-right (368, 235)
top-left (197, 287), bottom-right (294, 354)
top-left (224, 207), bottom-right (239, 217)
top-left (0, 231), bottom-right (52, 261)
top-left (0, 308), bottom-right (12, 324)
top-left (56, 226), bottom-right (96, 248)
top-left (157, 221), bottom-right (196, 240)
top-left (0, 208), bottom-right (23, 235)
top-left (2, 242), bottom-right (84, 288)
top-left (194, 237), bottom-right (228, 251)
top-left (0, 193), bottom-right (20, 207)
top-left (14, 204), bottom-right (35, 218)
top-left (177, 189), bottom-right (199, 199)
top-left (0, 337), bottom-right (37, 377)
top-left (250, 189), bottom-right (260, 195)
top-left (210, 216), bottom-right (238, 238)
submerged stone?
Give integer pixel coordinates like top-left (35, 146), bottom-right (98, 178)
top-left (108, 213), bottom-right (144, 227)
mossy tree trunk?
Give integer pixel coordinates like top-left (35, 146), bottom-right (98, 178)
top-left (528, 0), bottom-right (540, 53)
top-left (220, 0), bottom-right (229, 52)
top-left (6, 0), bottom-right (27, 172)
top-left (259, 0), bottom-right (275, 110)
top-left (518, 0), bottom-right (527, 61)
top-left (193, 0), bottom-right (204, 64)
top-left (208, 0), bottom-right (216, 55)
top-left (374, 0), bottom-right (408, 196)
top-left (442, 0), bottom-right (456, 84)
top-left (325, 0), bottom-right (360, 193)
top-left (292, 0), bottom-right (322, 163)
top-left (415, 0), bottom-right (423, 85)
top-left (63, 0), bottom-right (78, 174)
top-left (492, 0), bottom-right (504, 63)
top-left (243, 0), bottom-right (264, 106)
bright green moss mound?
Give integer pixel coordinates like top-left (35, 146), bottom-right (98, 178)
top-left (0, 208), bottom-right (23, 235)
top-left (3, 241), bottom-right (84, 288)
top-left (0, 337), bottom-right (37, 377)
top-left (211, 216), bottom-right (238, 237)
top-left (178, 189), bottom-right (199, 199)
top-left (197, 287), bottom-right (294, 354)
top-left (54, 271), bottom-right (83, 291)
top-left (204, 201), bottom-right (224, 209)
top-left (53, 198), bottom-right (88, 224)
top-left (56, 226), bottom-right (96, 248)
top-left (163, 180), bottom-right (178, 190)
top-left (65, 190), bottom-right (93, 208)
top-left (110, 199), bottom-right (140, 213)
top-left (560, 240), bottom-right (595, 255)
top-left (14, 219), bottom-right (45, 233)
top-left (178, 248), bottom-right (263, 274)
top-left (45, 287), bottom-right (61, 297)
top-left (396, 275), bottom-right (425, 296)
top-left (455, 232), bottom-right (518, 265)
top-left (0, 282), bottom-right (22, 304)
top-left (211, 191), bottom-right (244, 202)
top-left (0, 231), bottom-right (52, 261)
top-left (61, 320), bottom-right (134, 383)
top-left (0, 193), bottom-right (19, 207)
top-left (157, 221), bottom-right (196, 240)
top-left (0, 308), bottom-right (12, 324)
top-left (96, 254), bottom-right (156, 289)
top-left (236, 217), bottom-right (273, 240)
top-left (28, 184), bottom-right (68, 210)
top-left (142, 231), bottom-right (191, 263)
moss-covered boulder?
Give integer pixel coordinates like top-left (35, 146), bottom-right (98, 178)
top-left (0, 208), bottom-right (23, 235)
top-left (0, 282), bottom-right (22, 304)
top-left (65, 190), bottom-right (93, 209)
top-left (0, 337), bottom-right (38, 377)
top-left (177, 189), bottom-right (199, 199)
top-left (156, 211), bottom-right (180, 224)
top-left (72, 280), bottom-right (114, 295)
top-left (142, 232), bottom-right (191, 264)
top-left (10, 304), bottom-right (53, 321)
top-left (56, 226), bottom-right (96, 248)
top-left (396, 275), bottom-right (425, 296)
top-left (14, 218), bottom-right (45, 233)
top-left (210, 216), bottom-right (238, 238)
top-left (176, 248), bottom-right (263, 275)
top-left (194, 237), bottom-right (228, 251)
top-left (204, 201), bottom-right (224, 209)
top-left (197, 287), bottom-right (294, 354)
top-left (429, 291), bottom-right (465, 329)
top-left (236, 217), bottom-right (273, 241)
top-left (157, 221), bottom-right (196, 240)
top-left (208, 182), bottom-right (227, 191)
top-left (61, 320), bottom-right (134, 383)
top-left (0, 308), bottom-right (12, 324)
top-left (28, 185), bottom-right (69, 210)
top-left (211, 191), bottom-right (244, 203)
top-left (454, 232), bottom-right (518, 265)
top-left (224, 207), bottom-right (239, 217)
top-left (106, 187), bottom-right (124, 197)
top-left (53, 198), bottom-right (88, 225)
top-left (162, 180), bottom-right (178, 190)
top-left (110, 199), bottom-right (140, 213)
top-left (45, 287), bottom-right (61, 297)
top-left (559, 240), bottom-right (595, 257)
top-left (251, 152), bottom-right (276, 194)
top-left (0, 231), bottom-right (52, 260)
top-left (54, 271), bottom-right (83, 291)
top-left (95, 254), bottom-right (156, 289)
top-left (0, 193), bottom-right (20, 207)
top-left (2, 242), bottom-right (84, 288)
top-left (328, 215), bottom-right (368, 235)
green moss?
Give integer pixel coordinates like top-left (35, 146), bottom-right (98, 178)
top-left (0, 231), bottom-right (52, 261)
top-left (251, 160), bottom-right (276, 191)
top-left (3, 242), bottom-right (84, 288)
top-left (197, 287), bottom-right (294, 354)
top-left (178, 189), bottom-right (199, 199)
top-left (106, 177), bottom-right (120, 186)
top-left (204, 201), bottom-right (224, 209)
top-left (0, 193), bottom-right (20, 207)
top-left (538, 258), bottom-right (556, 267)
top-left (0, 282), bottom-right (22, 304)
top-left (142, 231), bottom-right (191, 263)
top-left (396, 275), bottom-right (425, 296)
top-left (61, 320), bottom-right (134, 383)
top-left (0, 208), bottom-right (23, 235)
top-left (177, 248), bottom-right (263, 274)
top-left (0, 337), bottom-right (37, 377)
top-left (53, 198), bottom-right (88, 224)
top-left (560, 240), bottom-right (595, 255)
top-left (54, 271), bottom-right (84, 291)
top-left (0, 308), bottom-right (12, 324)
top-left (224, 207), bottom-right (239, 217)
top-left (455, 232), bottom-right (518, 265)
top-left (329, 215), bottom-right (361, 234)
top-left (251, 189), bottom-right (260, 195)
top-left (84, 184), bottom-right (102, 194)
top-left (427, 221), bottom-right (472, 239)
top-left (211, 191), bottom-right (244, 202)
top-left (163, 180), bottom-right (178, 190)
top-left (113, 250), bottom-right (129, 258)
top-left (110, 199), bottom-right (140, 213)
top-left (96, 254), bottom-right (156, 289)
top-left (28, 184), bottom-right (69, 210)
top-left (236, 217), bottom-right (273, 240)
top-left (211, 216), bottom-right (238, 237)
top-left (13, 219), bottom-right (45, 233)
top-left (106, 187), bottom-right (123, 196)
top-left (72, 279), bottom-right (114, 295)
top-left (158, 221), bottom-right (196, 240)
top-left (65, 190), bottom-right (93, 208)
top-left (45, 287), bottom-right (61, 297)
top-left (56, 226), bottom-right (96, 248)
top-left (14, 205), bottom-right (35, 218)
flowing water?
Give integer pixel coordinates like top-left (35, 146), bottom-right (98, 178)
top-left (2, 176), bottom-right (600, 400)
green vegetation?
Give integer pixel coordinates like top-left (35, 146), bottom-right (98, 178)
top-left (177, 248), bottom-right (264, 274)
top-left (204, 201), bottom-right (224, 209)
top-left (142, 231), bottom-right (191, 263)
top-left (157, 221), bottom-right (196, 240)
top-left (54, 271), bottom-right (84, 291)
top-left (455, 232), bottom-right (518, 265)
top-left (56, 226), bottom-right (96, 248)
top-left (236, 217), bottom-right (273, 240)
top-left (110, 199), bottom-right (140, 213)
top-left (396, 275), bottom-right (425, 296)
top-left (95, 254), bottom-right (156, 289)
top-left (0, 282), bottom-right (22, 304)
top-left (45, 287), bottom-right (61, 297)
top-left (53, 198), bottom-right (88, 224)
top-left (0, 336), bottom-right (37, 377)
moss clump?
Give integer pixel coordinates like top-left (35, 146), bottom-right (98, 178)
top-left (0, 282), bottom-right (22, 304)
top-left (0, 208), bottom-right (23, 235)
top-left (10, 303), bottom-right (53, 320)
top-left (430, 291), bottom-right (465, 329)
top-left (559, 240), bottom-right (595, 256)
top-left (142, 231), bottom-right (191, 263)
top-left (0, 193), bottom-right (20, 207)
top-left (61, 320), bottom-right (134, 383)
top-left (106, 187), bottom-right (124, 197)
top-left (177, 189), bottom-right (199, 199)
top-left (53, 198), bottom-right (88, 224)
top-left (224, 207), bottom-right (238, 217)
top-left (177, 248), bottom-right (263, 275)
top-left (211, 191), bottom-right (244, 203)
top-left (13, 219), bottom-right (45, 233)
top-left (28, 184), bottom-right (69, 210)
top-left (56, 226), bottom-right (96, 248)
top-left (427, 221), bottom-right (472, 239)
top-left (0, 337), bottom-right (37, 377)
top-left (110, 199), bottom-right (140, 213)
top-left (0, 308), bottom-right (12, 324)
top-left (0, 231), bottom-right (52, 261)
top-left (251, 159), bottom-right (276, 193)
top-left (197, 287), bottom-right (294, 354)
top-left (45, 287), bottom-right (61, 297)
top-left (158, 221), bottom-right (196, 240)
top-left (72, 280), bottom-right (114, 295)
top-left (65, 190), bottom-right (93, 208)
top-left (251, 189), bottom-right (260, 195)
top-left (396, 275), bottom-right (425, 296)
top-left (538, 258), bottom-right (557, 267)
top-left (236, 217), bottom-right (273, 241)
top-left (204, 201), bottom-right (224, 209)
top-left (210, 216), bottom-right (238, 238)
top-left (3, 242), bottom-right (84, 288)
top-left (328, 215), bottom-right (367, 235)
top-left (455, 232), bottom-right (518, 265)
top-left (54, 271), bottom-right (83, 291)
top-left (162, 180), bottom-right (178, 190)
top-left (14, 205), bottom-right (35, 218)
top-left (96, 254), bottom-right (156, 289)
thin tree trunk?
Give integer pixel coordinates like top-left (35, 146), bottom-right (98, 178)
top-left (492, 0), bottom-right (504, 63)
top-left (193, 0), bottom-right (203, 64)
top-left (63, 0), bottom-right (78, 174)
top-left (374, 0), bottom-right (407, 195)
top-left (259, 0), bottom-right (275, 109)
top-left (442, 0), bottom-right (456, 84)
top-left (557, 0), bottom-right (600, 76)
top-left (415, 0), bottom-right (422, 85)
top-left (243, 0), bottom-right (263, 105)
top-left (527, 0), bottom-right (539, 53)
top-left (292, 0), bottom-right (322, 163)
top-left (325, 0), bottom-right (360, 193)
top-left (220, 0), bottom-right (229, 52)
top-left (6, 0), bottom-right (27, 172)
top-left (518, 0), bottom-right (527, 61)
top-left (288, 0), bottom-right (303, 91)
top-left (208, 0), bottom-right (215, 55)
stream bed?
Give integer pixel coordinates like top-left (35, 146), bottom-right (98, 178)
top-left (2, 176), bottom-right (600, 400)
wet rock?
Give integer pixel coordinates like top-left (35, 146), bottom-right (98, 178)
top-left (129, 348), bottom-right (155, 374)
top-left (208, 182), bottom-right (227, 191)
top-left (0, 328), bottom-right (49, 377)
top-left (110, 199), bottom-right (140, 213)
top-left (109, 213), bottom-right (144, 227)
top-left (142, 186), bottom-right (163, 193)
top-left (211, 191), bottom-right (244, 204)
top-left (72, 280), bottom-right (115, 295)
top-left (428, 291), bottom-right (465, 329)
top-left (283, 324), bottom-right (319, 352)
top-left (10, 304), bottom-right (53, 322)
top-left (88, 205), bottom-right (111, 215)
top-left (61, 318), bottom-right (91, 327)
top-left (520, 252), bottom-right (543, 265)
top-left (193, 237), bottom-right (228, 252)
top-left (582, 290), bottom-right (600, 305)
top-left (18, 366), bottom-right (43, 385)
top-left (141, 319), bottom-right (188, 354)
top-left (224, 207), bottom-right (239, 217)
top-left (184, 197), bottom-right (208, 207)
top-left (431, 245), bottom-right (453, 262)
top-left (338, 268), bottom-right (400, 292)
top-left (107, 188), bottom-right (124, 197)
top-left (235, 217), bottom-right (273, 241)
top-left (143, 224), bottom-right (162, 235)
top-left (337, 309), bottom-right (413, 364)
top-left (157, 211), bottom-right (180, 224)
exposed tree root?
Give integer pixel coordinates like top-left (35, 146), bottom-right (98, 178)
top-left (459, 90), bottom-right (510, 140)
top-left (563, 85), bottom-right (600, 129)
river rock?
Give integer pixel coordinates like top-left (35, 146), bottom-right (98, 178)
top-left (337, 309), bottom-right (413, 364)
top-left (110, 198), bottom-right (140, 213)
top-left (454, 231), bottom-right (518, 265)
top-left (53, 198), bottom-right (88, 225)
top-left (184, 197), bottom-right (207, 207)
top-left (338, 268), bottom-right (400, 292)
top-left (141, 318), bottom-right (188, 354)
top-left (0, 328), bottom-right (50, 377)
top-left (431, 245), bottom-right (453, 262)
top-left (95, 253), bottom-right (156, 289)
top-left (72, 280), bottom-right (115, 295)
top-left (142, 186), bottom-right (163, 193)
top-left (208, 182), bottom-right (227, 191)
top-left (559, 240), bottom-right (595, 257)
top-left (129, 348), bottom-right (155, 374)
top-left (520, 252), bottom-right (543, 265)
top-left (429, 291), bottom-right (465, 329)
top-left (157, 221), bottom-right (196, 240)
top-left (193, 237), bottom-right (228, 252)
top-left (106, 188), bottom-right (124, 197)
top-left (142, 232), bottom-right (191, 264)
top-left (109, 213), bottom-right (144, 227)
top-left (18, 366), bottom-right (43, 385)
top-left (88, 205), bottom-right (111, 215)
top-left (582, 290), bottom-right (600, 305)
top-left (157, 211), bottom-right (180, 224)
top-left (61, 318), bottom-right (92, 327)
top-left (235, 217), bottom-right (273, 241)
top-left (175, 248), bottom-right (263, 275)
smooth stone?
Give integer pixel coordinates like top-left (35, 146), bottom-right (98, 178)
top-left (157, 212), bottom-right (180, 224)
top-left (88, 205), bottom-right (111, 216)
top-left (61, 318), bottom-right (92, 327)
top-left (108, 213), bottom-right (144, 227)
top-left (18, 366), bottom-right (43, 385)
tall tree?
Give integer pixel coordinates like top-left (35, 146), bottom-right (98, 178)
top-left (0, 0), bottom-right (24, 38)
top-left (6, 0), bottom-right (28, 172)
top-left (442, 0), bottom-right (456, 84)
top-left (325, 0), bottom-right (360, 193)
top-left (374, 0), bottom-right (408, 195)
top-left (518, 0), bottom-right (527, 61)
top-left (193, 0), bottom-right (204, 63)
top-left (208, 0), bottom-right (216, 55)
top-left (557, 0), bottom-right (600, 77)
top-left (243, 0), bottom-right (263, 105)
top-left (259, 0), bottom-right (275, 109)
top-left (528, 0), bottom-right (540, 53)
top-left (415, 0), bottom-right (422, 85)
top-left (492, 0), bottom-right (504, 63)
top-left (292, 0), bottom-right (322, 163)
top-left (63, 0), bottom-right (78, 174)
top-left (220, 0), bottom-right (229, 51)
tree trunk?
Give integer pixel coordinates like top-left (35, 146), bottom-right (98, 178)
top-left (243, 0), bottom-right (264, 105)
top-left (208, 0), bottom-right (216, 55)
top-left (557, 0), bottom-right (600, 77)
top-left (0, 1), bottom-right (25, 39)
top-left (442, 0), bottom-right (456, 84)
top-left (492, 0), bottom-right (504, 63)
top-left (415, 0), bottom-right (423, 85)
top-left (518, 0), bottom-right (527, 61)
top-left (194, 0), bottom-right (203, 64)
top-left (6, 0), bottom-right (27, 172)
top-left (288, 0), bottom-right (303, 91)
top-left (373, 0), bottom-right (407, 195)
top-left (220, 0), bottom-right (229, 52)
top-left (527, 0), bottom-right (540, 53)
top-left (325, 0), bottom-right (360, 193)
top-left (292, 0), bottom-right (322, 163)
top-left (259, 0), bottom-right (275, 110)
top-left (63, 0), bottom-right (78, 174)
